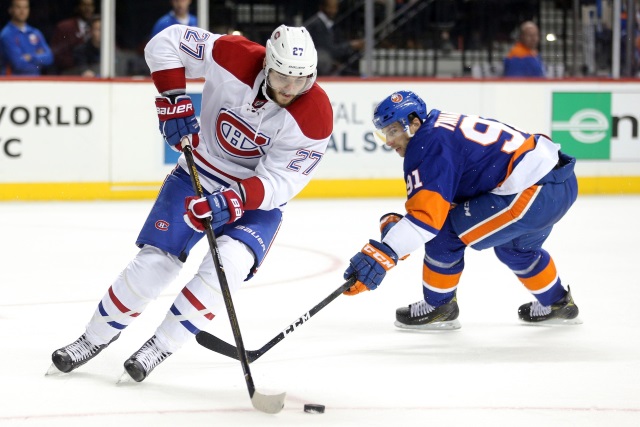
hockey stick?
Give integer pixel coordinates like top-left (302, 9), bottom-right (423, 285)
top-left (181, 139), bottom-right (285, 414)
top-left (196, 276), bottom-right (356, 363)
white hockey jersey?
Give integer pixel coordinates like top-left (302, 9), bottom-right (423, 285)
top-left (145, 25), bottom-right (333, 211)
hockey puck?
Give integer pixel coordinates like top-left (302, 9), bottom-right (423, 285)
top-left (303, 404), bottom-right (325, 414)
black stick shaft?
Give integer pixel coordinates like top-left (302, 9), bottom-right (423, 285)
top-left (196, 276), bottom-right (356, 363)
top-left (182, 143), bottom-right (256, 398)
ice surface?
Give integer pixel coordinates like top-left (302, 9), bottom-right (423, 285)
top-left (1, 196), bottom-right (639, 426)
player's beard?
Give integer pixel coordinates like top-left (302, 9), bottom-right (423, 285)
top-left (264, 84), bottom-right (299, 108)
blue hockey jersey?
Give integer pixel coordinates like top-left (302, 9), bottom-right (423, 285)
top-left (382, 109), bottom-right (559, 258)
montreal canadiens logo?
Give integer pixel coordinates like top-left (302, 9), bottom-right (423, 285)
top-left (390, 93), bottom-right (404, 103)
top-left (216, 109), bottom-right (271, 158)
top-left (155, 220), bottom-right (170, 231)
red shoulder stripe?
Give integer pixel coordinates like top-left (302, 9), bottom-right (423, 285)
top-left (286, 84), bottom-right (333, 140)
top-left (213, 35), bottom-right (265, 87)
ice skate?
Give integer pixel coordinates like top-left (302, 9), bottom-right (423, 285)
top-left (395, 294), bottom-right (461, 330)
top-left (122, 335), bottom-right (172, 382)
top-left (518, 286), bottom-right (582, 325)
top-left (49, 333), bottom-right (120, 374)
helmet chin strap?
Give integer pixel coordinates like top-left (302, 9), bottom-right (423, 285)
top-left (404, 118), bottom-right (423, 138)
top-left (405, 126), bottom-right (415, 138)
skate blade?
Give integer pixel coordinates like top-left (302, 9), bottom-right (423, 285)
top-left (45, 363), bottom-right (64, 376)
top-left (116, 371), bottom-right (136, 384)
top-left (520, 316), bottom-right (583, 326)
top-left (394, 319), bottom-right (461, 331)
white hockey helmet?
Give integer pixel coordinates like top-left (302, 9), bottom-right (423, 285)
top-left (264, 25), bottom-right (318, 95)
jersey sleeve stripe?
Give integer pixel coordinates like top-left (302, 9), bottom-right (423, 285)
top-left (405, 189), bottom-right (451, 232)
top-left (240, 176), bottom-right (265, 210)
top-left (193, 150), bottom-right (242, 183)
top-left (151, 67), bottom-right (186, 93)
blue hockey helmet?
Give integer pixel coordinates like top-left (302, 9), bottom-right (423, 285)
top-left (372, 91), bottom-right (427, 131)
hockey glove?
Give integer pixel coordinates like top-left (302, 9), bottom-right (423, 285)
top-left (343, 240), bottom-right (398, 296)
top-left (156, 94), bottom-right (200, 152)
top-left (183, 188), bottom-right (244, 232)
top-left (379, 212), bottom-right (410, 261)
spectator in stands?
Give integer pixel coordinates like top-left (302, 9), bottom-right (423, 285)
top-left (150, 0), bottom-right (197, 38)
top-left (50, 0), bottom-right (95, 75)
top-left (0, 0), bottom-right (53, 76)
top-left (305, 0), bottom-right (364, 76)
top-left (71, 15), bottom-right (100, 77)
top-left (503, 20), bottom-right (546, 78)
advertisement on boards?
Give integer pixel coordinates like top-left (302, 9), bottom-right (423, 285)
top-left (551, 91), bottom-right (640, 160)
top-left (0, 82), bottom-right (110, 183)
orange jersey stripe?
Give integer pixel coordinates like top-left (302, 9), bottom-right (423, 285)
top-left (459, 185), bottom-right (541, 246)
top-left (406, 189), bottom-right (450, 231)
top-left (518, 257), bottom-right (558, 292)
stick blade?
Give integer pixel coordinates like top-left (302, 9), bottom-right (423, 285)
top-left (195, 331), bottom-right (240, 361)
top-left (251, 391), bottom-right (286, 414)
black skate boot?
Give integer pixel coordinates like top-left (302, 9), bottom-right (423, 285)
top-left (51, 333), bottom-right (120, 373)
top-left (123, 335), bottom-right (172, 382)
top-left (518, 286), bottom-right (582, 325)
top-left (395, 293), bottom-right (461, 330)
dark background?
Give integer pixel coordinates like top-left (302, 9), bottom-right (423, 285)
top-left (0, 0), bottom-right (320, 52)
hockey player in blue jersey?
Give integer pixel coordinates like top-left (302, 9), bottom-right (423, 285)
top-left (343, 90), bottom-right (580, 328)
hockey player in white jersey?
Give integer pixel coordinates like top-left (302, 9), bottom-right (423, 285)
top-left (50, 24), bottom-right (333, 382)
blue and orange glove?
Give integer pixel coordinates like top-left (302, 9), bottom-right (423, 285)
top-left (343, 240), bottom-right (398, 296)
top-left (183, 188), bottom-right (244, 232)
top-left (155, 94), bottom-right (200, 152)
top-left (379, 212), bottom-right (410, 260)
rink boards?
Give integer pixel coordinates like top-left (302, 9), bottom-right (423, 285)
top-left (0, 77), bottom-right (639, 200)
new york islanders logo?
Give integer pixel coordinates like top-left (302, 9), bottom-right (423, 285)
top-left (215, 109), bottom-right (271, 158)
top-left (390, 93), bottom-right (404, 103)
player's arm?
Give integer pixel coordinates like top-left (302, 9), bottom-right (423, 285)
top-left (145, 24), bottom-right (220, 81)
top-left (343, 175), bottom-right (451, 296)
top-left (382, 188), bottom-right (450, 258)
top-left (342, 196), bottom-right (446, 297)
top-left (144, 25), bottom-right (221, 152)
top-left (384, 149), bottom-right (457, 257)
